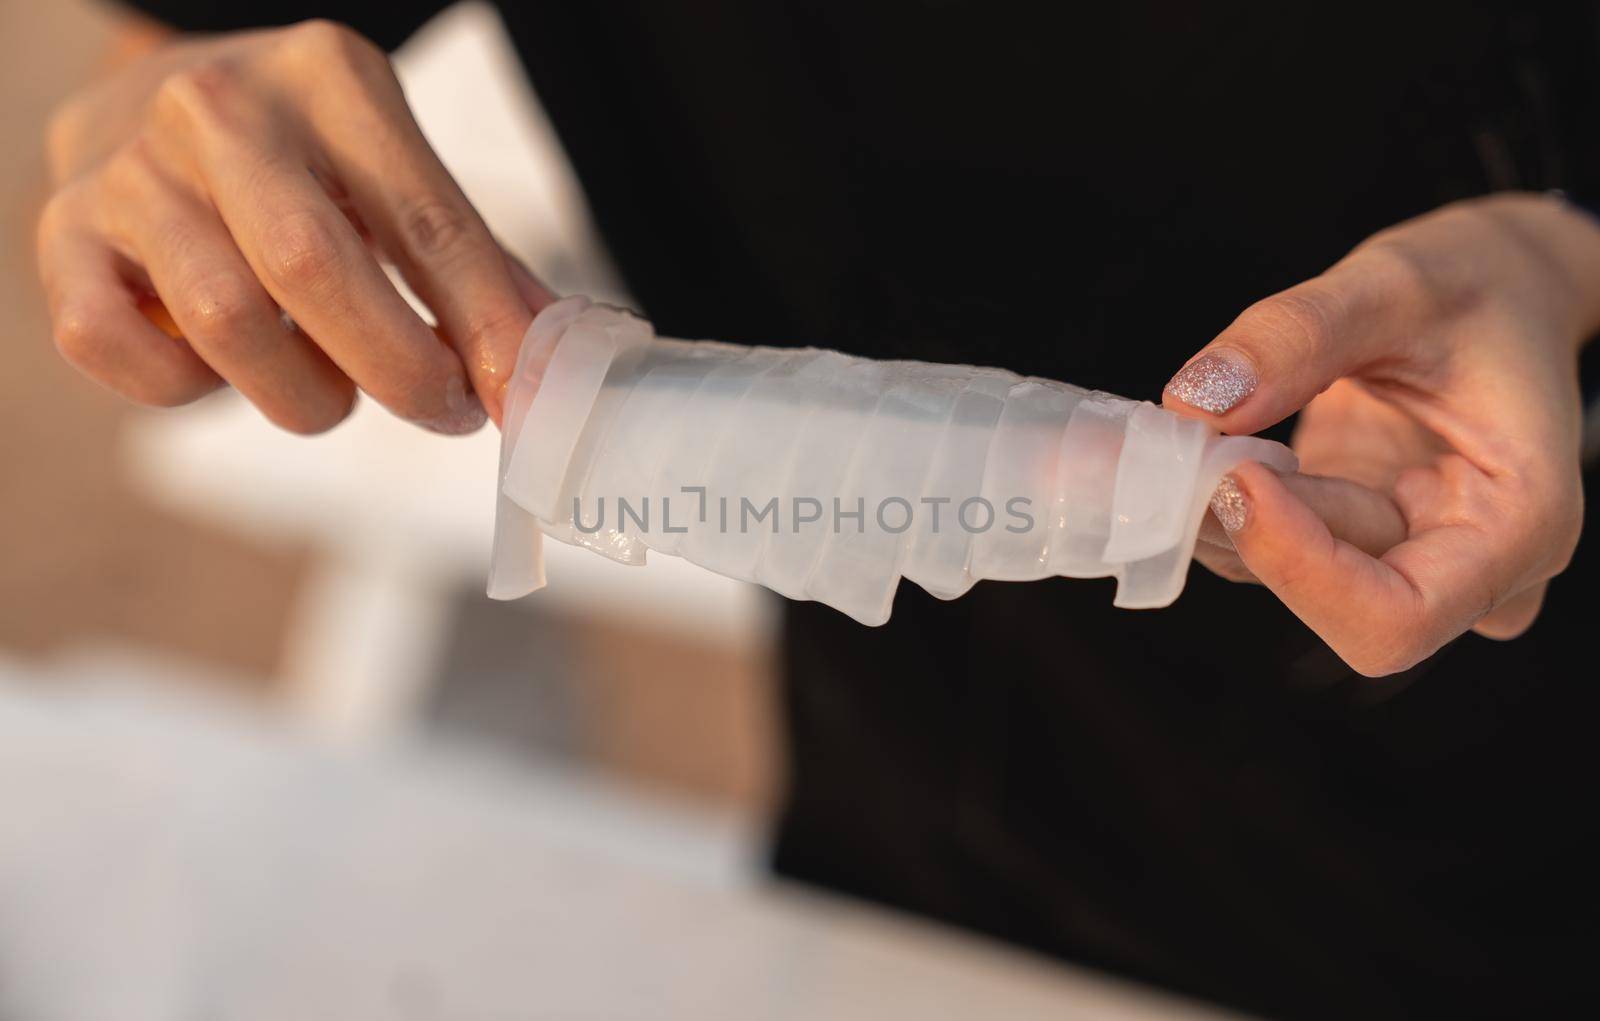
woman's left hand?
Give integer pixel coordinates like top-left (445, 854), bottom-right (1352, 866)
top-left (1166, 193), bottom-right (1600, 676)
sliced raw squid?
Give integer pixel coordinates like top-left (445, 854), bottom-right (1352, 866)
top-left (688, 349), bottom-right (837, 582)
top-left (805, 370), bottom-right (962, 624)
top-left (489, 297), bottom-right (1297, 625)
top-left (755, 355), bottom-right (890, 601)
top-left (969, 379), bottom-right (1087, 583)
top-left (1048, 396), bottom-right (1135, 579)
top-left (899, 370), bottom-right (1014, 601)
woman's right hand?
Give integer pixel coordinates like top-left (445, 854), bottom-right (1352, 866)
top-left (1170, 194), bottom-right (1600, 676)
top-left (39, 18), bottom-right (553, 434)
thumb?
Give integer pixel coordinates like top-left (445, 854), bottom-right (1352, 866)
top-left (1162, 262), bottom-right (1398, 434)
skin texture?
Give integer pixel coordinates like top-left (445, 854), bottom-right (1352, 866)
top-left (1170, 194), bottom-right (1600, 676)
top-left (39, 24), bottom-right (1600, 676)
top-left (38, 18), bottom-right (554, 435)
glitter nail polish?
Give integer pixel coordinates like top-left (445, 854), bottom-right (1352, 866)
top-left (1165, 350), bottom-right (1257, 415)
top-left (1210, 474), bottom-right (1248, 533)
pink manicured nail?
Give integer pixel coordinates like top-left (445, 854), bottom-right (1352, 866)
top-left (1165, 350), bottom-right (1257, 414)
top-left (1209, 474), bottom-right (1249, 533)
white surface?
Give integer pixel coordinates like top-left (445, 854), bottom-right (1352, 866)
top-left (0, 662), bottom-right (1247, 1021)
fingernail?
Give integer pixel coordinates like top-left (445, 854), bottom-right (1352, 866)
top-left (1165, 350), bottom-right (1257, 414)
top-left (426, 377), bottom-right (488, 435)
top-left (1210, 474), bottom-right (1249, 533)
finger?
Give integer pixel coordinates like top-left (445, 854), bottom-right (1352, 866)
top-left (37, 210), bottom-right (220, 406)
top-left (221, 154), bottom-right (485, 433)
top-left (1195, 470), bottom-right (1407, 583)
top-left (294, 48), bottom-right (548, 421)
top-left (1209, 464), bottom-right (1452, 678)
top-left (157, 68), bottom-right (485, 434)
top-left (1199, 471), bottom-right (1406, 555)
top-left (1162, 253), bottom-right (1422, 434)
top-left (1472, 582), bottom-right (1546, 640)
top-left (1276, 472), bottom-right (1407, 554)
top-left (111, 171), bottom-right (356, 434)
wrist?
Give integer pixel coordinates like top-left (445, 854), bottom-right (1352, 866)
top-left (1549, 192), bottom-right (1600, 345)
top-left (1478, 192), bottom-right (1600, 347)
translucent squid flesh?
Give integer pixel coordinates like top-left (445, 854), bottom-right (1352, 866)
top-left (489, 297), bottom-right (1297, 626)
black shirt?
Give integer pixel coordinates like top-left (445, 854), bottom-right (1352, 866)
top-left (120, 2), bottom-right (1600, 1016)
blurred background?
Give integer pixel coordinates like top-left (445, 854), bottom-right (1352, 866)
top-left (1, 0), bottom-right (779, 813)
top-left (0, 1), bottom-right (1243, 1016)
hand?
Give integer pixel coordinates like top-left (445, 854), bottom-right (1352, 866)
top-left (1165, 193), bottom-right (1600, 676)
top-left (38, 19), bottom-right (553, 434)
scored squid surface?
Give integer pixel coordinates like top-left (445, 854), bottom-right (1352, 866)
top-left (899, 370), bottom-right (1013, 601)
top-left (805, 371), bottom-right (964, 625)
top-left (755, 355), bottom-right (888, 602)
top-left (492, 297), bottom-right (1298, 622)
top-left (971, 379), bottom-right (1087, 584)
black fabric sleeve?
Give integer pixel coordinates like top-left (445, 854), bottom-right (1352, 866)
top-left (112, 0), bottom-right (455, 51)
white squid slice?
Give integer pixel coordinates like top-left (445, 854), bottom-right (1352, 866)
top-left (804, 372), bottom-right (964, 625)
top-left (687, 349), bottom-right (837, 583)
top-left (1048, 394), bottom-right (1136, 579)
top-left (1109, 432), bottom-right (1299, 609)
top-left (542, 338), bottom-right (657, 557)
top-left (574, 341), bottom-right (736, 564)
top-left (490, 299), bottom-right (1298, 622)
top-left (898, 370), bottom-right (1015, 600)
top-left (502, 307), bottom-right (639, 522)
top-left (1100, 402), bottom-right (1210, 565)
top-left (485, 294), bottom-right (591, 598)
top-left (970, 379), bottom-right (1088, 583)
top-left (757, 355), bottom-right (890, 601)
top-left (645, 346), bottom-right (791, 557)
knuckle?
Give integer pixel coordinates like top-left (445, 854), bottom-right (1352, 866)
top-left (1357, 239), bottom-right (1465, 319)
top-left (397, 196), bottom-right (474, 263)
top-left (286, 18), bottom-right (353, 50)
top-left (276, 19), bottom-right (398, 112)
top-left (51, 303), bottom-right (220, 407)
top-left (259, 212), bottom-right (345, 294)
top-left (182, 277), bottom-right (260, 343)
top-left (1241, 288), bottom-right (1337, 356)
top-left (1356, 241), bottom-right (1423, 301)
top-left (153, 60), bottom-right (240, 127)
top-left (96, 138), bottom-right (166, 202)
top-left (285, 19), bottom-right (383, 67)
